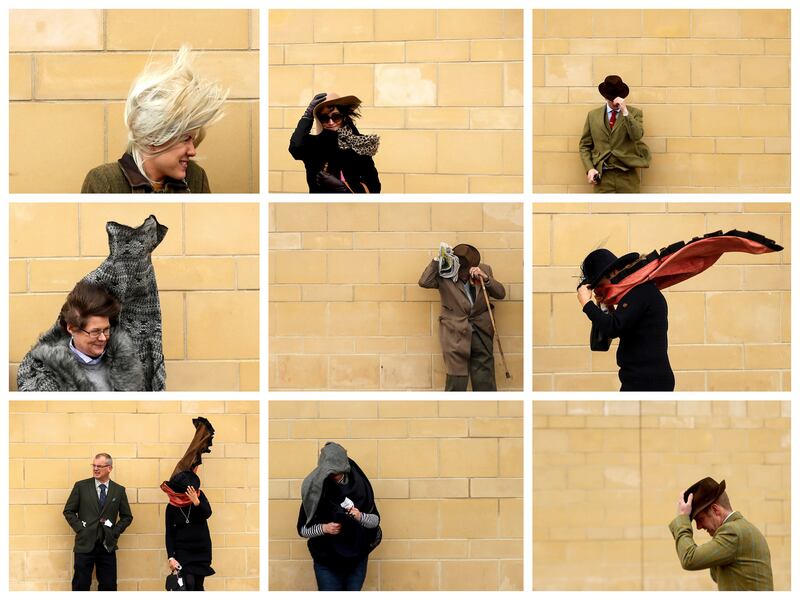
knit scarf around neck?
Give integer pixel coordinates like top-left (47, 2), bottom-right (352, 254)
top-left (337, 124), bottom-right (380, 157)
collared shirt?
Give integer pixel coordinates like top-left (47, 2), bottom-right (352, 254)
top-left (462, 281), bottom-right (474, 306)
top-left (69, 338), bottom-right (106, 365)
top-left (95, 478), bottom-right (111, 501)
top-left (606, 104), bottom-right (620, 125)
top-left (722, 510), bottom-right (737, 525)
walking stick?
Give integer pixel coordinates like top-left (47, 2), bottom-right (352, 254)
top-left (478, 277), bottom-right (511, 380)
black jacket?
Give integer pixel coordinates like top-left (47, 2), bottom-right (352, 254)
top-left (582, 281), bottom-right (674, 391)
top-left (63, 479), bottom-right (133, 553)
top-left (288, 117), bottom-right (380, 193)
top-left (165, 494), bottom-right (214, 577)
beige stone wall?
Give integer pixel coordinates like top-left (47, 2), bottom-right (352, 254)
top-left (269, 9), bottom-right (523, 193)
top-left (533, 9), bottom-right (790, 193)
top-left (533, 202), bottom-right (791, 391)
top-left (9, 203), bottom-right (259, 391)
top-left (9, 400), bottom-right (260, 591)
top-left (533, 400), bottom-right (790, 590)
top-left (269, 400), bottom-right (522, 591)
top-left (269, 202), bottom-right (523, 390)
top-left (9, 9), bottom-right (260, 193)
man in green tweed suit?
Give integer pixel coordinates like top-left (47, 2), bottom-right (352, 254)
top-left (579, 75), bottom-right (651, 193)
top-left (669, 477), bottom-right (773, 591)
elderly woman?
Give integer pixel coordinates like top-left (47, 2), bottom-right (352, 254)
top-left (297, 442), bottom-right (381, 591)
top-left (16, 281), bottom-right (145, 391)
top-left (576, 248), bottom-right (674, 391)
top-left (81, 46), bottom-right (226, 193)
top-left (162, 417), bottom-right (215, 591)
top-left (289, 92), bottom-right (381, 193)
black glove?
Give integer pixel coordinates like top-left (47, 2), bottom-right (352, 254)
top-left (303, 92), bottom-right (328, 119)
top-left (315, 170), bottom-right (349, 193)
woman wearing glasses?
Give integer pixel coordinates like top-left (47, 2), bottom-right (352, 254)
top-left (16, 281), bottom-right (145, 391)
top-left (289, 92), bottom-right (381, 193)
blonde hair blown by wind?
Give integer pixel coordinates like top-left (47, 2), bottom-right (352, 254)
top-left (125, 46), bottom-right (227, 177)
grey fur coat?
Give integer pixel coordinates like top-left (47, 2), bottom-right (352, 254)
top-left (16, 324), bottom-right (145, 392)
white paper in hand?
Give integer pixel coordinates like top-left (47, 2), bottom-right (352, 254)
top-left (340, 497), bottom-right (354, 511)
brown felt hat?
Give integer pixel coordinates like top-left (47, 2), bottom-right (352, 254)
top-left (312, 93), bottom-right (361, 134)
top-left (598, 75), bottom-right (629, 100)
top-left (453, 243), bottom-right (481, 268)
top-left (683, 477), bottom-right (726, 521)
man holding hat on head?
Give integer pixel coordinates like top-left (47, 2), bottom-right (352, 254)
top-left (576, 247), bottom-right (674, 391)
top-left (420, 243), bottom-right (505, 391)
top-left (670, 477), bottom-right (773, 590)
top-left (579, 75), bottom-right (651, 193)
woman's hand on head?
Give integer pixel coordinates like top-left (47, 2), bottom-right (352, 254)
top-left (322, 522), bottom-right (342, 535)
top-left (577, 284), bottom-right (593, 307)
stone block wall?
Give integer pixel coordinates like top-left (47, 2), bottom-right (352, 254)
top-left (533, 202), bottom-right (791, 391)
top-left (269, 202), bottom-right (523, 390)
top-left (9, 9), bottom-right (260, 193)
top-left (269, 9), bottom-right (523, 193)
top-left (9, 400), bottom-right (260, 591)
top-left (9, 203), bottom-right (260, 391)
top-left (533, 9), bottom-right (790, 192)
top-left (269, 400), bottom-right (523, 591)
top-left (533, 400), bottom-right (791, 590)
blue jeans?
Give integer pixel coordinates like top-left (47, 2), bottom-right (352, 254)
top-left (313, 556), bottom-right (368, 591)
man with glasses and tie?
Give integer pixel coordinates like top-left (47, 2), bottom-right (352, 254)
top-left (63, 453), bottom-right (133, 591)
top-left (579, 75), bottom-right (651, 193)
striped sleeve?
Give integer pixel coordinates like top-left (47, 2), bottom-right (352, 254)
top-left (299, 523), bottom-right (324, 538)
top-left (359, 512), bottom-right (380, 529)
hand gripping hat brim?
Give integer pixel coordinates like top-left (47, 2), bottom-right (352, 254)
top-left (598, 75), bottom-right (630, 100)
top-left (683, 477), bottom-right (726, 521)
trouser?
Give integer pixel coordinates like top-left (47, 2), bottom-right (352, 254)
top-left (445, 329), bottom-right (497, 392)
top-left (594, 168), bottom-right (640, 193)
top-left (184, 573), bottom-right (206, 591)
top-left (72, 540), bottom-right (117, 591)
top-left (313, 556), bottom-right (368, 591)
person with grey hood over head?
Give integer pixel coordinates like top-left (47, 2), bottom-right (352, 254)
top-left (297, 442), bottom-right (381, 591)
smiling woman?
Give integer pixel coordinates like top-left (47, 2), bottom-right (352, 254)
top-left (81, 46), bottom-right (227, 194)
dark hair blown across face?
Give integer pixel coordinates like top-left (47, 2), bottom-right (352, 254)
top-left (323, 103), bottom-right (361, 124)
top-left (58, 281), bottom-right (122, 333)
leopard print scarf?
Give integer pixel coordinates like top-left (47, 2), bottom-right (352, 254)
top-left (338, 124), bottom-right (380, 157)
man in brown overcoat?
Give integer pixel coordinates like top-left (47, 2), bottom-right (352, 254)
top-left (419, 243), bottom-right (505, 391)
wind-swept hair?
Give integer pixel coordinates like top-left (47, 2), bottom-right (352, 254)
top-left (125, 45), bottom-right (227, 177)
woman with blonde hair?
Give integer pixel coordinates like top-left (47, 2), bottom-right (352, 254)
top-left (82, 46), bottom-right (226, 193)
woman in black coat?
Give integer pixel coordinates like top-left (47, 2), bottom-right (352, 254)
top-left (576, 248), bottom-right (675, 392)
top-left (297, 442), bottom-right (381, 591)
top-left (163, 468), bottom-right (214, 590)
top-left (289, 92), bottom-right (381, 194)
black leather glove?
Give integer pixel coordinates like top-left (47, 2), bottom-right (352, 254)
top-left (315, 170), bottom-right (350, 193)
top-left (303, 92), bottom-right (328, 119)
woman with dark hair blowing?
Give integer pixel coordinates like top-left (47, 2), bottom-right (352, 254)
top-left (16, 280), bottom-right (145, 391)
top-left (289, 92), bottom-right (381, 193)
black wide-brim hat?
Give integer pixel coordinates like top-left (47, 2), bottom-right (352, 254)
top-left (684, 477), bottom-right (726, 521)
top-left (598, 75), bottom-right (629, 101)
top-left (580, 248), bottom-right (639, 288)
top-left (453, 244), bottom-right (481, 268)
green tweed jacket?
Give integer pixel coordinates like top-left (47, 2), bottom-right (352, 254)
top-left (669, 512), bottom-right (773, 591)
top-left (578, 105), bottom-right (651, 173)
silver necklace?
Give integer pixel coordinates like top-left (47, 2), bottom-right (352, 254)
top-left (178, 505), bottom-right (192, 524)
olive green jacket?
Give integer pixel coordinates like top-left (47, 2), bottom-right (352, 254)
top-left (81, 153), bottom-right (211, 194)
top-left (578, 105), bottom-right (651, 173)
top-left (669, 512), bottom-right (773, 591)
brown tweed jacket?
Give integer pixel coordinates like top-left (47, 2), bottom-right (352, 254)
top-left (669, 512), bottom-right (773, 590)
top-left (419, 260), bottom-right (505, 376)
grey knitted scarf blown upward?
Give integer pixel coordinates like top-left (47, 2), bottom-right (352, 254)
top-left (83, 215), bottom-right (168, 391)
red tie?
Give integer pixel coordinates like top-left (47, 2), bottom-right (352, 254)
top-left (609, 110), bottom-right (617, 130)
